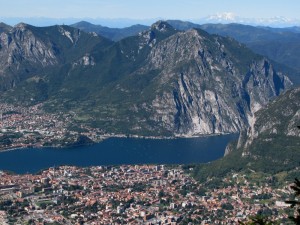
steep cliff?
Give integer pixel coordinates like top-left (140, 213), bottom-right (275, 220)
top-left (0, 21), bottom-right (293, 136)
top-left (143, 28), bottom-right (292, 135)
top-left (192, 87), bottom-right (300, 181)
top-left (0, 23), bottom-right (111, 91)
top-left (239, 87), bottom-right (300, 156)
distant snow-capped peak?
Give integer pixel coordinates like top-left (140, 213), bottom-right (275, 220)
top-left (207, 12), bottom-right (237, 21)
top-left (201, 12), bottom-right (300, 27)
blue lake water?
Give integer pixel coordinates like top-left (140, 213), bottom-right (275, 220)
top-left (0, 134), bottom-right (238, 174)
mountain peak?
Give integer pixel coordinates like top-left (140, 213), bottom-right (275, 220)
top-left (151, 20), bottom-right (174, 32)
top-left (72, 21), bottom-right (101, 28)
top-left (0, 22), bottom-right (12, 32)
top-left (0, 22), bottom-right (10, 28)
top-left (13, 23), bottom-right (32, 31)
top-left (14, 22), bottom-right (29, 28)
top-left (207, 12), bottom-right (237, 22)
top-left (76, 21), bottom-right (93, 26)
top-left (0, 22), bottom-right (292, 138)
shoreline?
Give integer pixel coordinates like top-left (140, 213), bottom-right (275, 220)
top-left (0, 132), bottom-right (236, 153)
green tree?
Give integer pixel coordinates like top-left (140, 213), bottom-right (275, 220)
top-left (286, 178), bottom-right (300, 224)
top-left (239, 215), bottom-right (278, 225)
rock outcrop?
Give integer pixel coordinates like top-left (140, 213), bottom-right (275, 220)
top-left (138, 27), bottom-right (292, 135)
top-left (0, 21), bottom-right (294, 136)
top-left (240, 87), bottom-right (300, 153)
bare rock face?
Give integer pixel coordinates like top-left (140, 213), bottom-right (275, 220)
top-left (234, 87), bottom-right (300, 157)
top-left (135, 28), bottom-right (292, 136)
top-left (73, 54), bottom-right (96, 67)
top-left (0, 21), bottom-right (294, 136)
top-left (0, 23), bottom-right (102, 91)
top-left (0, 24), bottom-right (58, 90)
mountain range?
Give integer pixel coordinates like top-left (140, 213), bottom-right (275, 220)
top-left (0, 21), bottom-right (293, 137)
top-left (69, 20), bottom-right (300, 85)
top-left (2, 15), bottom-right (300, 28)
top-left (199, 13), bottom-right (300, 28)
top-left (71, 21), bottom-right (148, 41)
top-left (167, 21), bottom-right (300, 82)
top-left (0, 20), bottom-right (300, 185)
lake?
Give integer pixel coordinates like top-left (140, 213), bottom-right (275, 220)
top-left (0, 134), bottom-right (238, 174)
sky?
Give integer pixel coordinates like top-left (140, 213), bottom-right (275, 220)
top-left (0, 0), bottom-right (299, 26)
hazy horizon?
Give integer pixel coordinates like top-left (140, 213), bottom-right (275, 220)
top-left (1, 0), bottom-right (300, 28)
top-left (1, 16), bottom-right (300, 28)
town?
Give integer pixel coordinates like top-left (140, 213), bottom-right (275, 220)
top-left (0, 103), bottom-right (105, 151)
top-left (0, 103), bottom-right (172, 152)
top-left (0, 165), bottom-right (293, 224)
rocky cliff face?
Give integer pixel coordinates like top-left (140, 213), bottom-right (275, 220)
top-left (240, 87), bottom-right (300, 153)
top-left (135, 26), bottom-right (292, 135)
top-left (0, 21), bottom-right (294, 136)
top-left (192, 87), bottom-right (300, 181)
top-left (215, 87), bottom-right (300, 177)
top-left (0, 23), bottom-right (58, 67)
top-left (0, 24), bottom-right (57, 90)
top-left (0, 23), bottom-right (108, 91)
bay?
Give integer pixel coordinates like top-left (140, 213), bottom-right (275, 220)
top-left (0, 134), bottom-right (238, 174)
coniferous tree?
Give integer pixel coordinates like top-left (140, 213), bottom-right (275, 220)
top-left (286, 178), bottom-right (300, 224)
top-left (285, 125), bottom-right (300, 224)
top-left (239, 215), bottom-right (278, 225)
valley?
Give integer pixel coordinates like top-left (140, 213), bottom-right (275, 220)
top-left (0, 21), bottom-right (293, 142)
top-left (0, 16), bottom-right (299, 225)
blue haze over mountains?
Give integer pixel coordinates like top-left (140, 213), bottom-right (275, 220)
top-left (71, 20), bottom-right (300, 85)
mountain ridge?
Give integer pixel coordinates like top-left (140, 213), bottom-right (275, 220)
top-left (65, 20), bottom-right (300, 84)
top-left (166, 21), bottom-right (300, 82)
top-left (0, 23), bottom-right (113, 91)
top-left (192, 87), bottom-right (300, 182)
top-left (0, 21), bottom-right (293, 137)
top-left (71, 21), bottom-right (149, 41)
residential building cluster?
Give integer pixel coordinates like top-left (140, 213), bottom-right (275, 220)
top-left (0, 103), bottom-right (103, 151)
top-left (0, 165), bottom-right (293, 224)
